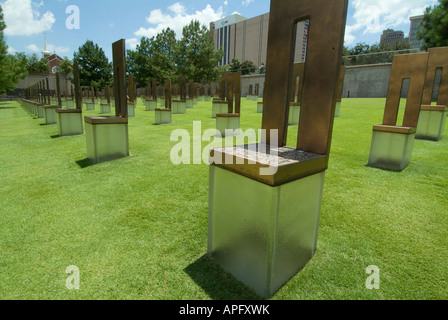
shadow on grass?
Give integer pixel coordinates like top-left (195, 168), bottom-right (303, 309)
top-left (364, 163), bottom-right (404, 173)
top-left (184, 254), bottom-right (262, 300)
top-left (75, 158), bottom-right (95, 169)
top-left (0, 105), bottom-right (18, 109)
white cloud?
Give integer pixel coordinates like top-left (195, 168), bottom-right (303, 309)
top-left (47, 44), bottom-right (70, 54)
top-left (168, 2), bottom-right (186, 16)
top-left (2, 0), bottom-right (55, 36)
top-left (242, 0), bottom-right (254, 7)
top-left (26, 44), bottom-right (40, 52)
top-left (224, 0), bottom-right (229, 5)
top-left (126, 38), bottom-right (139, 50)
top-left (344, 25), bottom-right (357, 45)
top-left (345, 0), bottom-right (437, 45)
top-left (7, 46), bottom-right (15, 53)
top-left (134, 3), bottom-right (224, 39)
top-left (26, 43), bottom-right (70, 54)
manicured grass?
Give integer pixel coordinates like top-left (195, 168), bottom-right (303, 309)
top-left (0, 98), bottom-right (447, 300)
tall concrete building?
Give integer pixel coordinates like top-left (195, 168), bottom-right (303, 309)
top-left (210, 13), bottom-right (309, 68)
top-left (379, 29), bottom-right (406, 48)
top-left (409, 15), bottom-right (425, 49)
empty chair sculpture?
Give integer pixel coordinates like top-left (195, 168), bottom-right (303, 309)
top-left (334, 66), bottom-right (346, 117)
top-left (100, 85), bottom-right (112, 114)
top-left (215, 72), bottom-right (241, 137)
top-left (416, 46), bottom-right (448, 141)
top-left (55, 62), bottom-right (84, 137)
top-left (211, 76), bottom-right (228, 118)
top-left (208, 0), bottom-right (348, 298)
top-left (154, 80), bottom-right (172, 125)
top-left (367, 52), bottom-right (429, 171)
top-left (144, 80), bottom-right (158, 111)
top-left (172, 76), bottom-right (187, 115)
top-left (288, 62), bottom-right (305, 125)
top-left (42, 76), bottom-right (60, 125)
top-left (84, 39), bottom-right (129, 164)
top-left (127, 74), bottom-right (136, 117)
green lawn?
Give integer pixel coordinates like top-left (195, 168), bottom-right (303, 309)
top-left (0, 98), bottom-right (447, 300)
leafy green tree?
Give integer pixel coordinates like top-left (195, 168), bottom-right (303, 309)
top-left (0, 4), bottom-right (6, 60)
top-left (126, 49), bottom-right (139, 78)
top-left (151, 28), bottom-right (178, 83)
top-left (125, 22), bottom-right (223, 86)
top-left (0, 4), bottom-right (10, 93)
top-left (348, 42), bottom-right (371, 55)
top-left (0, 6), bottom-right (28, 93)
top-left (418, 0), bottom-right (448, 49)
top-left (126, 37), bottom-right (156, 87)
top-left (379, 41), bottom-right (411, 51)
top-left (227, 58), bottom-right (257, 75)
top-left (342, 41), bottom-right (413, 66)
top-left (58, 57), bottom-right (73, 75)
top-left (73, 40), bottom-right (112, 88)
top-left (344, 42), bottom-right (411, 56)
top-left (127, 29), bottom-right (178, 85)
top-left (25, 53), bottom-right (49, 73)
top-left (342, 46), bottom-right (351, 57)
top-left (228, 58), bottom-right (241, 72)
top-left (177, 20), bottom-right (223, 82)
top-left (0, 53), bottom-right (28, 94)
top-left (240, 60), bottom-right (257, 75)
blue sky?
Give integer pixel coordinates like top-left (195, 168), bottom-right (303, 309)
top-left (0, 0), bottom-right (439, 61)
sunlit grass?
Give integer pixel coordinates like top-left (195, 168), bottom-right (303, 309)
top-left (0, 97), bottom-right (446, 300)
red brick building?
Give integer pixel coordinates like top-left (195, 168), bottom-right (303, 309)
top-left (46, 53), bottom-right (64, 74)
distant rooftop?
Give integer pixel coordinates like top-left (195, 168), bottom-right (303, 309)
top-left (410, 15), bottom-right (424, 20)
top-left (212, 13), bottom-right (248, 28)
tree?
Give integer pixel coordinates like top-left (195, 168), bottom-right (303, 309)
top-left (125, 30), bottom-right (179, 86)
top-left (418, 0), bottom-right (448, 49)
top-left (26, 53), bottom-right (49, 73)
top-left (73, 40), bottom-right (112, 88)
top-left (228, 58), bottom-right (241, 73)
top-left (348, 42), bottom-right (371, 55)
top-left (240, 60), bottom-right (257, 75)
top-left (126, 36), bottom-right (156, 87)
top-left (154, 28), bottom-right (179, 82)
top-left (342, 42), bottom-right (414, 66)
top-left (177, 20), bottom-right (223, 82)
top-left (227, 57), bottom-right (257, 75)
top-left (150, 28), bottom-right (178, 84)
top-left (0, 4), bottom-right (6, 59)
top-left (0, 5), bottom-right (28, 94)
top-left (0, 53), bottom-right (28, 94)
top-left (0, 4), bottom-right (11, 93)
top-left (58, 57), bottom-right (73, 75)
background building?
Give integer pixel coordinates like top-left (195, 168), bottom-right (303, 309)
top-left (46, 53), bottom-right (64, 74)
top-left (41, 35), bottom-right (64, 74)
top-left (210, 13), bottom-right (309, 68)
top-left (409, 15), bottom-right (425, 49)
top-left (379, 29), bottom-right (407, 48)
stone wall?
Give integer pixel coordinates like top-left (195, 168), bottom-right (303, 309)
top-left (13, 73), bottom-right (72, 97)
